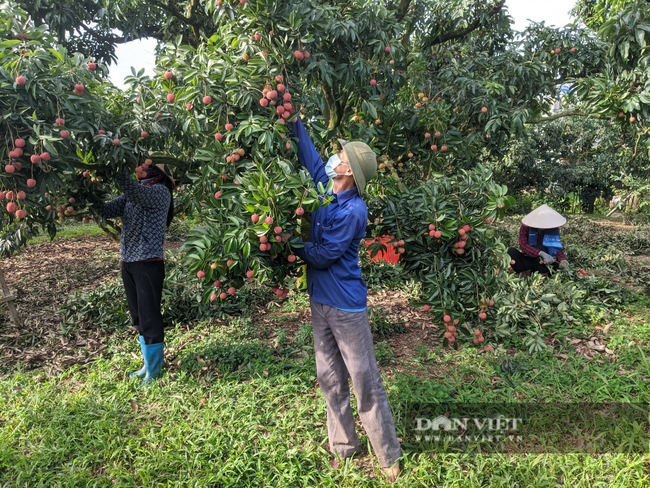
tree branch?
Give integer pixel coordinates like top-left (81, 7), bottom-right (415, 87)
top-left (383, 157), bottom-right (405, 192)
top-left (187, 0), bottom-right (199, 20)
top-left (533, 109), bottom-right (597, 123)
top-left (148, 0), bottom-right (198, 27)
top-left (396, 0), bottom-right (412, 22)
top-left (79, 23), bottom-right (164, 43)
top-left (186, 0), bottom-right (200, 41)
top-left (400, 16), bottom-right (415, 50)
top-left (78, 23), bottom-right (126, 43)
top-left (428, 0), bottom-right (506, 47)
top-left (321, 83), bottom-right (338, 130)
top-left (336, 92), bottom-right (349, 126)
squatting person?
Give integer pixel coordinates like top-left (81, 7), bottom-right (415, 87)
top-left (289, 116), bottom-right (401, 482)
top-left (96, 164), bottom-right (174, 384)
top-left (508, 204), bottom-right (569, 277)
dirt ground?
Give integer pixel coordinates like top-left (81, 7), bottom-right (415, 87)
top-left (1, 221), bottom-right (645, 377)
top-left (0, 234), bottom-right (444, 376)
top-left (0, 236), bottom-right (119, 374)
top-left (0, 236), bottom-right (185, 375)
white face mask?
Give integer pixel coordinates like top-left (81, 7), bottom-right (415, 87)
top-left (325, 154), bottom-right (349, 179)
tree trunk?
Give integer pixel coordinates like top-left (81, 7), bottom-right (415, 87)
top-left (321, 84), bottom-right (349, 131)
top-left (580, 185), bottom-right (597, 214)
top-left (98, 219), bottom-right (121, 243)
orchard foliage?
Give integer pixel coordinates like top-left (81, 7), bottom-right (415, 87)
top-left (16, 0), bottom-right (216, 64)
top-left (2, 0), bottom-right (650, 349)
top-left (0, 5), bottom-right (144, 252)
top-left (180, 165), bottom-right (331, 301)
top-left (492, 118), bottom-right (625, 214)
top-left (573, 0), bottom-right (642, 30)
top-left (367, 165), bottom-right (514, 348)
top-left (574, 0), bottom-right (650, 143)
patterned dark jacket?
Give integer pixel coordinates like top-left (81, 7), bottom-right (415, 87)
top-left (98, 171), bottom-right (171, 262)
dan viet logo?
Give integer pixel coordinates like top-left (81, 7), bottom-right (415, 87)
top-left (414, 415), bottom-right (524, 443)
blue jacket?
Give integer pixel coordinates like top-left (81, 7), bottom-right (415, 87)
top-left (98, 171), bottom-right (171, 263)
top-left (290, 118), bottom-right (368, 312)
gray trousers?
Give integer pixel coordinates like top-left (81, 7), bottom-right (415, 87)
top-left (311, 300), bottom-right (401, 468)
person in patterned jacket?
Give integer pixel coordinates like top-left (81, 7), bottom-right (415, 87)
top-left (508, 204), bottom-right (569, 277)
top-left (97, 164), bottom-right (174, 384)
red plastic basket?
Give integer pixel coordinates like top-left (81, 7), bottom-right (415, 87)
top-left (364, 235), bottom-right (400, 264)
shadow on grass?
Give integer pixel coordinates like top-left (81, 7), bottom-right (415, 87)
top-left (174, 337), bottom-right (314, 383)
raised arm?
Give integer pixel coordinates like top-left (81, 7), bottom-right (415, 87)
top-left (116, 171), bottom-right (171, 209)
top-left (290, 117), bottom-right (329, 188)
top-left (97, 194), bottom-right (126, 219)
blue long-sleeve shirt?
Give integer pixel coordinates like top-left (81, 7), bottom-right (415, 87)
top-left (291, 118), bottom-right (368, 312)
top-left (98, 171), bottom-right (171, 263)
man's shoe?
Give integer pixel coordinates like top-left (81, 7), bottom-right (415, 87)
top-left (381, 461), bottom-right (399, 483)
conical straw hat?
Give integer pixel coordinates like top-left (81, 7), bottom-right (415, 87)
top-left (521, 204), bottom-right (567, 229)
top-left (154, 164), bottom-right (175, 187)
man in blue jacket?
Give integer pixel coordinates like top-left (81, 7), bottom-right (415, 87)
top-left (290, 117), bottom-right (401, 482)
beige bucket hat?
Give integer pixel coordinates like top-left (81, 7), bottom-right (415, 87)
top-left (521, 204), bottom-right (567, 229)
top-left (337, 139), bottom-right (377, 195)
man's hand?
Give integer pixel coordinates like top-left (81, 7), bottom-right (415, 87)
top-left (538, 251), bottom-right (555, 264)
top-left (559, 260), bottom-right (569, 269)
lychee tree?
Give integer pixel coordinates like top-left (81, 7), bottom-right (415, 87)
top-left (4, 0), bottom-right (650, 348)
top-left (367, 165), bottom-right (515, 348)
top-left (0, 7), bottom-right (147, 253)
top-left (491, 117), bottom-right (649, 214)
top-left (179, 165), bottom-right (331, 303)
top-left (572, 0), bottom-right (650, 143)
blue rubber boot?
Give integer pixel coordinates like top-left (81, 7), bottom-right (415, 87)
top-left (142, 341), bottom-right (165, 385)
top-left (129, 335), bottom-right (147, 379)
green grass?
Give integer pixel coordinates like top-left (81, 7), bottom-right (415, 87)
top-left (26, 222), bottom-right (107, 246)
top-left (1, 312), bottom-right (649, 487)
top-left (279, 291), bottom-right (311, 313)
top-left (24, 211), bottom-right (199, 247)
top-left (2, 214), bottom-right (650, 487)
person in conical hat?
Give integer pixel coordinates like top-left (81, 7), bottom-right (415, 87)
top-left (507, 204), bottom-right (569, 277)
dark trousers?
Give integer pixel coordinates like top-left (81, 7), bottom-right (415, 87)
top-left (508, 248), bottom-right (559, 275)
top-left (121, 260), bottom-right (165, 344)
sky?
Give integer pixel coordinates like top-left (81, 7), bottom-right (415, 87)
top-left (109, 0), bottom-right (578, 89)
